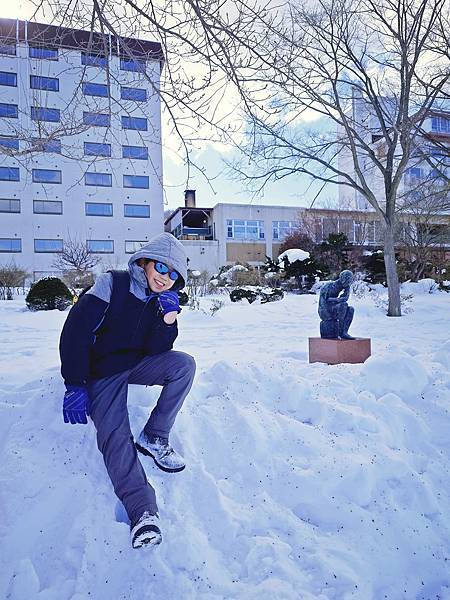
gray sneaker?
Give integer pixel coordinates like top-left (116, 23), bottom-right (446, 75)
top-left (136, 432), bottom-right (186, 473)
top-left (131, 511), bottom-right (162, 549)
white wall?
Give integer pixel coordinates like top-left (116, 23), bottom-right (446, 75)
top-left (182, 240), bottom-right (220, 274)
top-left (213, 203), bottom-right (305, 264)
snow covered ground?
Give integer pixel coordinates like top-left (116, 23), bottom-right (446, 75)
top-left (0, 286), bottom-right (449, 600)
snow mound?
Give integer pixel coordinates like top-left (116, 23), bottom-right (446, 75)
top-left (433, 339), bottom-right (450, 370)
top-left (1, 295), bottom-right (450, 599)
top-left (360, 353), bottom-right (429, 399)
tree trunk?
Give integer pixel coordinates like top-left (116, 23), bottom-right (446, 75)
top-left (384, 225), bottom-right (402, 316)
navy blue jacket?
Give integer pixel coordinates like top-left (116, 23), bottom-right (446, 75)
top-left (59, 271), bottom-right (178, 385)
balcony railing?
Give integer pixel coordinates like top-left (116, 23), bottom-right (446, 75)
top-left (182, 226), bottom-right (212, 237)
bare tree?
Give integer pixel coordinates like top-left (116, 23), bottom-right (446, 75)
top-left (0, 4), bottom-right (258, 183)
top-left (51, 235), bottom-right (100, 291)
top-left (398, 181), bottom-right (450, 281)
top-left (0, 262), bottom-right (28, 300)
top-left (228, 0), bottom-right (449, 315)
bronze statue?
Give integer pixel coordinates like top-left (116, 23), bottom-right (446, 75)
top-left (318, 270), bottom-right (355, 340)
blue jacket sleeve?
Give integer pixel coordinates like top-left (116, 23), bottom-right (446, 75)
top-left (59, 294), bottom-right (109, 385)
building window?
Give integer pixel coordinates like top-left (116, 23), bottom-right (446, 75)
top-left (83, 112), bottom-right (110, 127)
top-left (0, 167), bottom-right (20, 181)
top-left (124, 204), bottom-right (150, 218)
top-left (431, 116), bottom-right (450, 133)
top-left (82, 82), bottom-right (109, 97)
top-left (121, 116), bottom-right (148, 131)
top-left (84, 142), bottom-right (111, 157)
top-left (0, 238), bottom-right (21, 252)
top-left (85, 202), bottom-right (113, 216)
top-left (34, 239), bottom-right (63, 252)
top-left (81, 52), bottom-right (108, 68)
top-left (87, 240), bottom-right (114, 253)
top-left (29, 46), bottom-right (58, 60)
top-left (30, 75), bottom-right (59, 92)
top-left (226, 219), bottom-right (265, 240)
top-left (125, 240), bottom-right (147, 253)
top-left (32, 169), bottom-right (62, 184)
top-left (0, 137), bottom-right (19, 150)
top-left (31, 107), bottom-right (60, 122)
top-left (122, 145), bottom-right (148, 160)
top-left (123, 175), bottom-right (149, 189)
top-left (0, 71), bottom-right (17, 87)
top-left (120, 57), bottom-right (146, 72)
top-left (0, 103), bottom-right (18, 118)
top-left (0, 199), bottom-right (20, 213)
top-left (33, 200), bottom-right (63, 214)
top-left (0, 43), bottom-right (16, 56)
top-left (84, 172), bottom-right (112, 187)
top-left (272, 220), bottom-right (298, 240)
top-left (429, 168), bottom-right (447, 182)
top-left (120, 87), bottom-right (147, 101)
top-left (32, 138), bottom-right (61, 153)
top-left (404, 167), bottom-right (422, 179)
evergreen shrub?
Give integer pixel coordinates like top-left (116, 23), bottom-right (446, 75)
top-left (26, 277), bottom-right (73, 311)
top-left (178, 290), bottom-right (189, 306)
top-left (230, 288), bottom-right (258, 303)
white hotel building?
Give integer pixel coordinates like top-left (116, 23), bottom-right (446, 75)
top-left (0, 19), bottom-right (164, 279)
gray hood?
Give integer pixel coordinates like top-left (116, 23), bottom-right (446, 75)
top-left (128, 233), bottom-right (187, 290)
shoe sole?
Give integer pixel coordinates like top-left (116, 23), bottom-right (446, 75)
top-left (136, 443), bottom-right (186, 473)
top-left (132, 533), bottom-right (162, 548)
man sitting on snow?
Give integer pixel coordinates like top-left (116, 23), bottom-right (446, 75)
top-left (59, 233), bottom-right (195, 549)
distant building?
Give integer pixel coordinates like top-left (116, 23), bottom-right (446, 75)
top-left (337, 92), bottom-right (450, 211)
top-left (165, 190), bottom-right (404, 274)
top-left (0, 18), bottom-right (164, 279)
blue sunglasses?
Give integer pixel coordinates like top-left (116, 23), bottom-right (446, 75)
top-left (154, 261), bottom-right (179, 281)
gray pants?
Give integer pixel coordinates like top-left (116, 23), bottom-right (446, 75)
top-left (87, 351), bottom-right (196, 525)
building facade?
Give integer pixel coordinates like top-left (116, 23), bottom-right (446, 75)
top-left (165, 191), bottom-right (408, 274)
top-left (338, 92), bottom-right (450, 212)
top-left (0, 19), bottom-right (164, 279)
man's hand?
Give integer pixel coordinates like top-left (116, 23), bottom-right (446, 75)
top-left (157, 291), bottom-right (181, 317)
top-left (63, 385), bottom-right (90, 424)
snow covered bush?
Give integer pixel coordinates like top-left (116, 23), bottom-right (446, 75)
top-left (372, 290), bottom-right (414, 314)
top-left (26, 277), bottom-right (73, 311)
top-left (259, 288), bottom-right (284, 303)
top-left (230, 288), bottom-right (258, 303)
top-left (229, 287), bottom-right (284, 304)
top-left (351, 272), bottom-right (372, 299)
top-left (209, 299), bottom-right (225, 316)
top-left (216, 264), bottom-right (262, 287)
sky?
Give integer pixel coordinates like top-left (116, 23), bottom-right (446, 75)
top-left (1, 1), bottom-right (335, 212)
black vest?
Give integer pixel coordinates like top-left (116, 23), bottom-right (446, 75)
top-left (90, 271), bottom-right (161, 379)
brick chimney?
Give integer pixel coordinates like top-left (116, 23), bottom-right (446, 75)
top-left (184, 189), bottom-right (196, 208)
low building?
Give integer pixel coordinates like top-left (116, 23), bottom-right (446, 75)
top-left (164, 191), bottom-right (429, 275)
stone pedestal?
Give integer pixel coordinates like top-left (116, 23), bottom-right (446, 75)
top-left (308, 337), bottom-right (371, 365)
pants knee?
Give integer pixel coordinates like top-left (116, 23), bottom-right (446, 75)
top-left (180, 353), bottom-right (196, 377)
top-left (170, 352), bottom-right (196, 378)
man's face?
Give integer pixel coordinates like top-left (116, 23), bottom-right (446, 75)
top-left (143, 260), bottom-right (176, 293)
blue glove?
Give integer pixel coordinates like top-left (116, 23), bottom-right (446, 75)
top-left (63, 385), bottom-right (90, 424)
top-left (156, 291), bottom-right (181, 316)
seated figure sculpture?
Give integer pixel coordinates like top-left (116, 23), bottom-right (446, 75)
top-left (318, 270), bottom-right (355, 340)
